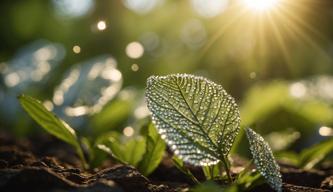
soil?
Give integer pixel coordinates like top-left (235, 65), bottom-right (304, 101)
top-left (0, 131), bottom-right (332, 192)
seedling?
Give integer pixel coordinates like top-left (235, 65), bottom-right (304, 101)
top-left (146, 74), bottom-right (282, 192)
top-left (18, 94), bottom-right (166, 176)
top-left (18, 95), bottom-right (87, 168)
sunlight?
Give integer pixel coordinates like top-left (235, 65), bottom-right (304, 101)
top-left (242, 0), bottom-right (279, 12)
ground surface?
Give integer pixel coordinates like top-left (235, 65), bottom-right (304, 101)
top-left (0, 131), bottom-right (332, 192)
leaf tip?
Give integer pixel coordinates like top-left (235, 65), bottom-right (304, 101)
top-left (246, 128), bottom-right (283, 192)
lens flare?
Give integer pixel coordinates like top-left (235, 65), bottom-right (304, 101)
top-left (242, 0), bottom-right (279, 12)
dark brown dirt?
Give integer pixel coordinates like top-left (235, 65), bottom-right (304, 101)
top-left (0, 131), bottom-right (332, 192)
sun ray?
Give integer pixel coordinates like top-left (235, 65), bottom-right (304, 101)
top-left (201, 4), bottom-right (249, 56)
top-left (266, 12), bottom-right (294, 74)
top-left (277, 3), bottom-right (331, 60)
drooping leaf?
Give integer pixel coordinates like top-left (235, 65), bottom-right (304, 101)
top-left (138, 123), bottom-right (166, 176)
top-left (299, 138), bottom-right (333, 169)
top-left (18, 95), bottom-right (86, 165)
top-left (245, 128), bottom-right (282, 192)
top-left (146, 74), bottom-right (240, 166)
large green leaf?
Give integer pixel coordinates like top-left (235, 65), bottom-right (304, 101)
top-left (138, 123), bottom-right (166, 176)
top-left (146, 74), bottom-right (240, 166)
top-left (246, 128), bottom-right (282, 192)
top-left (18, 95), bottom-right (86, 165)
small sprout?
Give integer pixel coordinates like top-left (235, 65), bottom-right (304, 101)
top-left (246, 128), bottom-right (282, 192)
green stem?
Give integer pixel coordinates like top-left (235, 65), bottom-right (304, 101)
top-left (209, 165), bottom-right (214, 179)
top-left (76, 144), bottom-right (88, 169)
top-left (222, 156), bottom-right (232, 183)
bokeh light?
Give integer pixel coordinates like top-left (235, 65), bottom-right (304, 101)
top-left (97, 20), bottom-right (107, 31)
top-left (181, 19), bottom-right (207, 49)
top-left (319, 126), bottom-right (333, 136)
top-left (52, 0), bottom-right (94, 18)
top-left (126, 42), bottom-right (144, 59)
top-left (122, 0), bottom-right (162, 14)
top-left (123, 126), bottom-right (134, 137)
top-left (191, 0), bottom-right (229, 18)
top-left (72, 45), bottom-right (81, 54)
top-left (131, 64), bottom-right (139, 71)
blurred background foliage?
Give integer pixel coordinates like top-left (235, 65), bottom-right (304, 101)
top-left (1, 0), bottom-right (333, 162)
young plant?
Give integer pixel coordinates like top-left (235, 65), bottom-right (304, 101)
top-left (97, 123), bottom-right (166, 176)
top-left (18, 95), bottom-right (87, 168)
top-left (18, 94), bottom-right (166, 175)
top-left (146, 74), bottom-right (282, 192)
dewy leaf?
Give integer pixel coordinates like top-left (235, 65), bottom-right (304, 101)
top-left (146, 74), bottom-right (240, 166)
top-left (138, 123), bottom-right (166, 176)
top-left (246, 128), bottom-right (282, 192)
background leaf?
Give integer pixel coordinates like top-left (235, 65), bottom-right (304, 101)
top-left (299, 138), bottom-right (333, 169)
top-left (18, 95), bottom-right (86, 165)
top-left (146, 74), bottom-right (240, 166)
top-left (246, 128), bottom-right (282, 192)
top-left (138, 123), bottom-right (166, 176)
top-left (97, 132), bottom-right (146, 167)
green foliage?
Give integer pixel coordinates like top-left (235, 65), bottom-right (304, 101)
top-left (299, 139), bottom-right (333, 169)
top-left (146, 74), bottom-right (240, 166)
top-left (97, 125), bottom-right (167, 176)
top-left (202, 163), bottom-right (221, 180)
top-left (138, 123), bottom-right (166, 176)
top-left (97, 133), bottom-right (146, 167)
top-left (146, 74), bottom-right (285, 191)
top-left (90, 89), bottom-right (137, 136)
top-left (236, 171), bottom-right (263, 190)
top-left (246, 128), bottom-right (282, 192)
top-left (240, 82), bottom-right (333, 131)
top-left (18, 95), bottom-right (86, 167)
top-left (273, 138), bottom-right (333, 170)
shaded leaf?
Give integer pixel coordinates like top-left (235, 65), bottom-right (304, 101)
top-left (300, 138), bottom-right (333, 169)
top-left (96, 144), bottom-right (128, 165)
top-left (146, 74), bottom-right (240, 166)
top-left (138, 123), bottom-right (166, 176)
top-left (246, 128), bottom-right (282, 192)
top-left (97, 133), bottom-right (146, 166)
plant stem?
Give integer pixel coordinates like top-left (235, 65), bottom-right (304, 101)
top-left (76, 144), bottom-right (88, 169)
top-left (222, 156), bottom-right (232, 183)
top-left (209, 165), bottom-right (214, 179)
